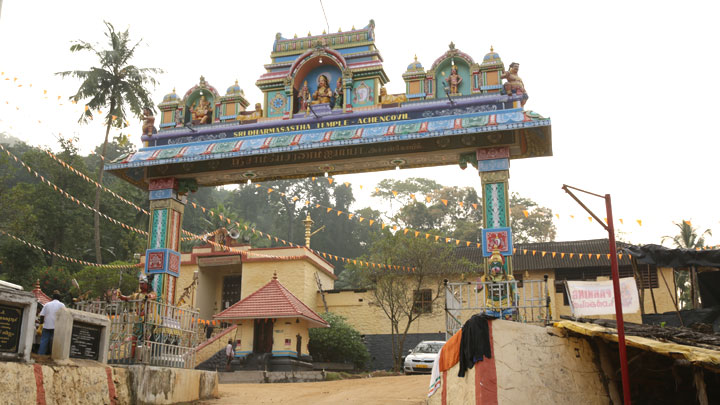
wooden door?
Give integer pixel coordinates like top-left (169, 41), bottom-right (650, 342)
top-left (253, 319), bottom-right (273, 353)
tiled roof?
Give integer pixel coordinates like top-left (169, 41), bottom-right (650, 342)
top-left (213, 277), bottom-right (328, 327)
top-left (454, 239), bottom-right (634, 272)
top-left (32, 280), bottom-right (51, 305)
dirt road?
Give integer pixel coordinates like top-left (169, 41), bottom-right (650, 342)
top-left (199, 375), bottom-right (429, 405)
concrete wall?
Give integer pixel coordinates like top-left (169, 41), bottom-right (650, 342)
top-left (0, 361), bottom-right (218, 405)
top-left (428, 320), bottom-right (609, 405)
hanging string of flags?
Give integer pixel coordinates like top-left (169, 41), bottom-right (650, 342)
top-left (25, 145), bottom-right (719, 264)
top-left (40, 148), bottom-right (149, 215)
top-left (0, 144), bottom-right (149, 236)
top-left (6, 145), bottom-right (415, 271)
top-left (1, 71), bottom-right (715, 232)
top-left (0, 229), bottom-right (141, 269)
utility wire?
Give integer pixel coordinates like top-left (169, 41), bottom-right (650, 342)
top-left (319, 0), bottom-right (330, 34)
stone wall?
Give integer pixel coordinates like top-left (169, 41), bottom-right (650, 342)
top-left (363, 332), bottom-right (445, 370)
top-left (0, 360), bottom-right (218, 405)
top-left (427, 320), bottom-right (609, 405)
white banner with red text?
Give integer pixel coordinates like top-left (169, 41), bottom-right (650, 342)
top-left (566, 278), bottom-right (640, 317)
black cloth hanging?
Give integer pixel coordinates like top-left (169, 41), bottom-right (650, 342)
top-left (458, 314), bottom-right (494, 377)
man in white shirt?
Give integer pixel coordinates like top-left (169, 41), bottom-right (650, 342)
top-left (38, 291), bottom-right (65, 355)
top-left (225, 340), bottom-right (234, 371)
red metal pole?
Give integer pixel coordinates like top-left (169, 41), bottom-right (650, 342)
top-left (605, 194), bottom-right (632, 404)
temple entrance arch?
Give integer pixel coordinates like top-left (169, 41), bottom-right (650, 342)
top-left (107, 23), bottom-right (551, 317)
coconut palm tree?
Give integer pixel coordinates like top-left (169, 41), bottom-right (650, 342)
top-left (663, 221), bottom-right (712, 250)
top-left (57, 22), bottom-right (162, 263)
top-left (662, 221), bottom-right (712, 309)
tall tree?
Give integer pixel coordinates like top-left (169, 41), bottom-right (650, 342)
top-left (358, 231), bottom-right (477, 371)
top-left (509, 193), bottom-right (557, 243)
top-left (57, 21), bottom-right (161, 263)
top-left (662, 221), bottom-right (712, 309)
top-left (373, 178), bottom-right (556, 243)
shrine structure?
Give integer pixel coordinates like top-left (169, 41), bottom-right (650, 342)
top-left (106, 20), bottom-right (551, 326)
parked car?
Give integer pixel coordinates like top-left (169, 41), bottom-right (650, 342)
top-left (403, 340), bottom-right (445, 374)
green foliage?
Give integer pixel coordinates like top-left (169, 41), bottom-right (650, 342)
top-left (308, 312), bottom-right (370, 369)
top-left (359, 231), bottom-right (478, 371)
top-left (509, 193), bottom-right (557, 243)
top-left (74, 263), bottom-right (139, 299)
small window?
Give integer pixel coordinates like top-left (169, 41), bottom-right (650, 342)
top-left (413, 289), bottom-right (433, 314)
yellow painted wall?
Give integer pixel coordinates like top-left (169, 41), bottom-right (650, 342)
top-left (229, 319), bottom-right (313, 357)
top-left (272, 319), bottom-right (312, 356)
top-left (323, 289), bottom-right (446, 336)
top-left (232, 321), bottom-right (253, 356)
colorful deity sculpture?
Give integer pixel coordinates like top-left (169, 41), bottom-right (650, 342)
top-left (191, 95), bottom-right (212, 124)
top-left (311, 74), bottom-right (333, 104)
top-left (333, 77), bottom-right (343, 109)
top-left (298, 80), bottom-right (311, 112)
top-left (445, 64), bottom-right (462, 95)
top-left (478, 249), bottom-right (516, 320)
top-left (379, 87), bottom-right (408, 104)
top-left (240, 103), bottom-right (263, 121)
top-left (141, 108), bottom-right (157, 136)
top-left (501, 62), bottom-right (527, 106)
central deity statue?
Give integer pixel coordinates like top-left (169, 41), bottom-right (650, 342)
top-left (446, 65), bottom-right (462, 95)
top-left (311, 74), bottom-right (333, 105)
top-left (191, 95), bottom-right (212, 124)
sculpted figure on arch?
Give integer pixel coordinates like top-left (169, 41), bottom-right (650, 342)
top-left (446, 64), bottom-right (462, 95)
top-left (298, 80), bottom-right (310, 112)
top-left (333, 76), bottom-right (344, 108)
top-left (502, 62), bottom-right (527, 106)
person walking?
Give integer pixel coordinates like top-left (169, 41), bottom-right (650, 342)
top-left (225, 339), bottom-right (234, 371)
top-left (37, 291), bottom-right (65, 355)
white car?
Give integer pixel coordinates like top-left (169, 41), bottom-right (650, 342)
top-left (403, 340), bottom-right (445, 374)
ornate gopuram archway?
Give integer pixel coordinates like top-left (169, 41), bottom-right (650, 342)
top-left (105, 20), bottom-right (552, 307)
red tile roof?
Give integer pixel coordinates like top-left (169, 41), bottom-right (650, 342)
top-left (213, 276), bottom-right (328, 328)
top-left (32, 279), bottom-right (51, 305)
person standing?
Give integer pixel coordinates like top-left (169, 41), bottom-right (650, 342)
top-left (225, 339), bottom-right (234, 371)
top-left (37, 291), bottom-right (65, 355)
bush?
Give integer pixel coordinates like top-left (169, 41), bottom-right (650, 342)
top-left (309, 312), bottom-right (370, 369)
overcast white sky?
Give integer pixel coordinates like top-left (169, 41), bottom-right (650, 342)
top-left (1, 0), bottom-right (719, 247)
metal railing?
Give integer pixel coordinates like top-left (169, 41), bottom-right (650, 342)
top-left (75, 300), bottom-right (200, 369)
top-left (444, 278), bottom-right (551, 338)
